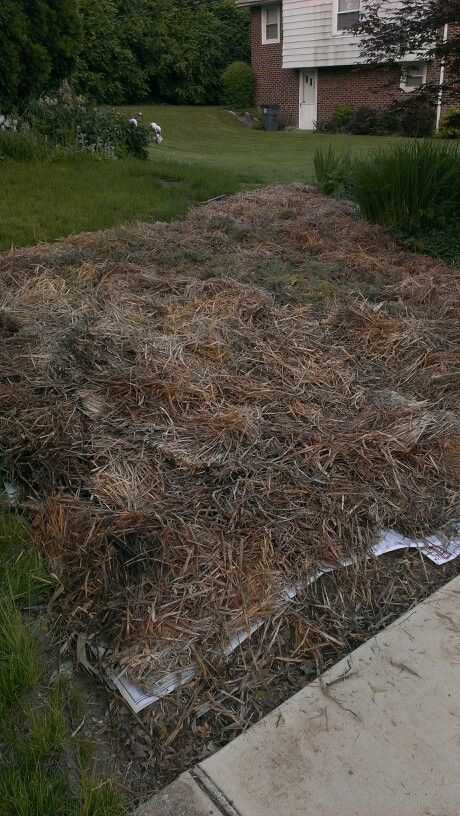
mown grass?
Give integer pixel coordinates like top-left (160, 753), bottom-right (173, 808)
top-left (0, 512), bottom-right (124, 816)
top-left (0, 152), bottom-right (258, 250)
top-left (125, 105), bottom-right (406, 184)
top-left (0, 105), bottom-right (407, 250)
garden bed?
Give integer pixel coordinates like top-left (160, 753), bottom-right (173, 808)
top-left (0, 184), bottom-right (459, 803)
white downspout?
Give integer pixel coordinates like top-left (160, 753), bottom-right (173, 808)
top-left (436, 23), bottom-right (449, 131)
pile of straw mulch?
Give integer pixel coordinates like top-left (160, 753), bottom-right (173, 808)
top-left (0, 185), bottom-right (459, 690)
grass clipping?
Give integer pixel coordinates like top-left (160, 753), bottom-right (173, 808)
top-left (0, 184), bottom-right (459, 687)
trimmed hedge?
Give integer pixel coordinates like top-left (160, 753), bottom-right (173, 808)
top-left (437, 107), bottom-right (460, 139)
top-left (221, 61), bottom-right (254, 110)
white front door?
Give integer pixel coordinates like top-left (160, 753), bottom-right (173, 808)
top-left (299, 69), bottom-right (318, 130)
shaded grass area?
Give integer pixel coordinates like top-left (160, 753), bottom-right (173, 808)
top-left (0, 153), bottom-right (258, 251)
top-left (0, 513), bottom-right (123, 816)
top-left (403, 227), bottom-right (460, 266)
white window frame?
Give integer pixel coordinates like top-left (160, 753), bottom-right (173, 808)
top-left (400, 61), bottom-right (428, 93)
top-left (261, 4), bottom-right (280, 45)
top-left (332, 0), bottom-right (361, 37)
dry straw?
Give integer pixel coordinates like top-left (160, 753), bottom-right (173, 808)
top-left (0, 185), bottom-right (458, 687)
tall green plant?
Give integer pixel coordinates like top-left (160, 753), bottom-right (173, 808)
top-left (25, 88), bottom-right (151, 158)
top-left (313, 145), bottom-right (353, 196)
top-left (331, 103), bottom-right (353, 131)
top-left (353, 140), bottom-right (460, 233)
top-left (73, 0), bottom-right (148, 104)
top-left (437, 107), bottom-right (460, 140)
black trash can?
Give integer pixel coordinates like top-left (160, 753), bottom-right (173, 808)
top-left (260, 104), bottom-right (280, 132)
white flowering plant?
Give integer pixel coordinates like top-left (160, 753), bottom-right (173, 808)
top-left (23, 85), bottom-right (151, 159)
top-left (0, 86), bottom-right (164, 163)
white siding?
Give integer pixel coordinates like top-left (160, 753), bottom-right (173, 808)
top-left (282, 0), bottom-right (403, 69)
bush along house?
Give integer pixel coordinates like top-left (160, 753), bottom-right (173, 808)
top-left (236, 0), bottom-right (446, 130)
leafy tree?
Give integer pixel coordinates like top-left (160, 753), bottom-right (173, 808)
top-left (151, 3), bottom-right (226, 103)
top-left (0, 0), bottom-right (82, 110)
top-left (355, 0), bottom-right (460, 100)
top-left (115, 0), bottom-right (164, 97)
top-left (1, 0), bottom-right (250, 108)
top-left (142, 0), bottom-right (250, 104)
top-left (73, 0), bottom-right (148, 103)
top-left (0, 2), bottom-right (26, 109)
top-left (75, 0), bottom-right (250, 104)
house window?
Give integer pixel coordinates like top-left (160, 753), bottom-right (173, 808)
top-left (261, 5), bottom-right (280, 44)
top-left (400, 62), bottom-right (427, 92)
top-left (335, 0), bottom-right (360, 32)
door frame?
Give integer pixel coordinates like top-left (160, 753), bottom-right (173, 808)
top-left (299, 69), bottom-right (318, 131)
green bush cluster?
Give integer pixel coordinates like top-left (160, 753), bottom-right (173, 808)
top-left (397, 97), bottom-right (435, 137)
top-left (1, 0), bottom-right (250, 109)
top-left (316, 99), bottom-right (434, 137)
top-left (0, 86), bottom-right (151, 162)
top-left (221, 61), bottom-right (254, 110)
top-left (74, 0), bottom-right (251, 106)
top-left (437, 107), bottom-right (460, 139)
top-left (313, 140), bottom-right (460, 265)
top-left (0, 0), bottom-right (82, 111)
top-left (25, 87), bottom-right (150, 159)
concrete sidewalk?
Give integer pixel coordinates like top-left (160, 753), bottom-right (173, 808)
top-left (136, 576), bottom-right (460, 816)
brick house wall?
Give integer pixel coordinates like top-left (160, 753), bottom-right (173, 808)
top-left (250, 7), bottom-right (299, 124)
top-left (250, 5), bottom-right (444, 127)
top-left (316, 62), bottom-right (440, 120)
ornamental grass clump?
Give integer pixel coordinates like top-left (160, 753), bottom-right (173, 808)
top-left (313, 145), bottom-right (354, 196)
top-left (353, 139), bottom-right (460, 234)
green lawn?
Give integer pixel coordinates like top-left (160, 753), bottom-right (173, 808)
top-left (126, 104), bottom-right (405, 183)
top-left (0, 105), bottom-right (405, 250)
top-left (0, 153), bottom-right (254, 250)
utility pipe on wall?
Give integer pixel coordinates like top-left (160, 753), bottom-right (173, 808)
top-left (436, 23), bottom-right (449, 131)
